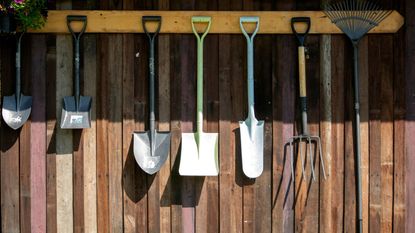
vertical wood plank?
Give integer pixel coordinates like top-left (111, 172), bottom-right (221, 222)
top-left (56, 13), bottom-right (74, 233)
top-left (83, 33), bottom-right (97, 233)
top-left (405, 0), bottom-right (415, 231)
top-left (330, 35), bottom-right (345, 233)
top-left (20, 35), bottom-right (32, 233)
top-left (30, 34), bottom-right (47, 233)
top-left (272, 1), bottom-right (296, 233)
top-left (319, 16), bottom-right (333, 232)
top-left (46, 35), bottom-right (58, 233)
top-left (1, 36), bottom-right (21, 233)
top-left (393, 2), bottom-right (406, 230)
top-left (379, 36), bottom-right (394, 233)
top-left (369, 35), bottom-right (382, 233)
top-left (157, 0), bottom-right (172, 232)
top-left (219, 0), bottom-right (243, 232)
top-left (97, 34), bottom-right (109, 233)
top-left (359, 36), bottom-right (370, 233)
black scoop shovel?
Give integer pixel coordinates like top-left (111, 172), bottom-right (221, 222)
top-left (60, 15), bottom-right (92, 129)
top-left (2, 33), bottom-right (32, 130)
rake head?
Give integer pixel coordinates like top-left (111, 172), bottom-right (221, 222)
top-left (288, 135), bottom-right (327, 182)
top-left (323, 0), bottom-right (392, 42)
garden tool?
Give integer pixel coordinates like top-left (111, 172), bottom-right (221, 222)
top-left (61, 15), bottom-right (91, 129)
top-left (133, 16), bottom-right (171, 175)
top-left (288, 17), bottom-right (327, 183)
top-left (324, 1), bottom-right (391, 232)
top-left (2, 32), bottom-right (32, 130)
top-left (239, 16), bottom-right (264, 179)
top-left (179, 16), bottom-right (219, 176)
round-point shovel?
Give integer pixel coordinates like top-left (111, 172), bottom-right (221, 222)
top-left (179, 16), bottom-right (219, 176)
top-left (133, 16), bottom-right (171, 175)
top-left (239, 17), bottom-right (264, 179)
top-left (60, 15), bottom-right (92, 129)
top-left (2, 32), bottom-right (32, 130)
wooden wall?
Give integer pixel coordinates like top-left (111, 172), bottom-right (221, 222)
top-left (0, 0), bottom-right (413, 232)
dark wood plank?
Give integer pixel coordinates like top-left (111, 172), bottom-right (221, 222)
top-left (405, 0), bottom-right (415, 232)
top-left (218, 0), bottom-right (243, 232)
top-left (392, 3), bottom-right (406, 230)
top-left (330, 35), bottom-right (345, 233)
top-left (1, 34), bottom-right (21, 233)
top-left (368, 35), bottom-right (382, 233)
top-left (157, 0), bottom-right (172, 232)
top-left (97, 34), bottom-right (110, 233)
top-left (46, 35), bottom-right (57, 233)
top-left (29, 34), bottom-right (47, 233)
top-left (20, 35), bottom-right (32, 233)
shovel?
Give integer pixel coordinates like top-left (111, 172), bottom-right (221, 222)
top-left (179, 16), bottom-right (219, 176)
top-left (2, 32), bottom-right (32, 130)
top-left (60, 15), bottom-right (92, 129)
top-left (239, 17), bottom-right (264, 178)
top-left (133, 16), bottom-right (171, 175)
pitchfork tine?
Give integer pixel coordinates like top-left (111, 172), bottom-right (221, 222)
top-left (299, 138), bottom-right (307, 180)
top-left (308, 137), bottom-right (316, 181)
top-left (289, 140), bottom-right (295, 180)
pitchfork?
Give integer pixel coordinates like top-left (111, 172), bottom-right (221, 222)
top-left (288, 17), bottom-right (326, 182)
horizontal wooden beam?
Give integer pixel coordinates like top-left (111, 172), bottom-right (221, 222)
top-left (29, 10), bottom-right (404, 34)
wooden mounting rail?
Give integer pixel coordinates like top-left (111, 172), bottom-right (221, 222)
top-left (29, 10), bottom-right (404, 34)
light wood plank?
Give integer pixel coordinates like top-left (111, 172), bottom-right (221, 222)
top-left (83, 34), bottom-right (97, 233)
top-left (29, 10), bottom-right (404, 34)
top-left (56, 33), bottom-right (74, 233)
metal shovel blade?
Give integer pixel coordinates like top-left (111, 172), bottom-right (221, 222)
top-left (239, 119), bottom-right (264, 178)
top-left (133, 131), bottom-right (171, 175)
top-left (179, 132), bottom-right (219, 176)
top-left (2, 94), bottom-right (32, 130)
top-left (60, 95), bottom-right (92, 129)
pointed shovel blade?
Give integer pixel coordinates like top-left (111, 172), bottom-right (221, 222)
top-left (2, 94), bottom-right (32, 130)
top-left (60, 95), bottom-right (92, 129)
top-left (133, 130), bottom-right (171, 175)
top-left (179, 132), bottom-right (219, 176)
top-left (239, 119), bottom-right (264, 178)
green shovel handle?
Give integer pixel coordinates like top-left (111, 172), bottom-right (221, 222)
top-left (240, 16), bottom-right (259, 120)
top-left (191, 16), bottom-right (211, 133)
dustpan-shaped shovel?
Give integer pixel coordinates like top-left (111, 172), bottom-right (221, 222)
top-left (60, 15), bottom-right (91, 129)
top-left (239, 17), bottom-right (264, 178)
top-left (179, 16), bottom-right (219, 176)
top-left (2, 33), bottom-right (32, 130)
top-left (133, 16), bottom-right (171, 175)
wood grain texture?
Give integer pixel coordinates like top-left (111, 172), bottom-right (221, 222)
top-left (83, 34), bottom-right (98, 233)
top-left (1, 36), bottom-right (21, 233)
top-left (330, 35), bottom-right (345, 233)
top-left (46, 35), bottom-right (58, 233)
top-left (30, 34), bottom-right (47, 233)
top-left (30, 10), bottom-right (405, 34)
top-left (56, 33), bottom-right (74, 233)
top-left (405, 0), bottom-right (415, 232)
top-left (19, 35), bottom-right (31, 233)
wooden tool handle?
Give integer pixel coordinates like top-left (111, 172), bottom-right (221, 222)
top-left (298, 46), bottom-right (307, 98)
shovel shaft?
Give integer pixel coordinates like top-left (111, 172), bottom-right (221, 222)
top-left (143, 16), bottom-right (161, 133)
top-left (240, 17), bottom-right (259, 120)
top-left (353, 42), bottom-right (363, 233)
top-left (191, 16), bottom-right (211, 133)
top-left (15, 33), bottom-right (23, 106)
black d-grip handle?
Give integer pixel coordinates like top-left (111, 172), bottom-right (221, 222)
top-left (291, 17), bottom-right (311, 46)
top-left (67, 15), bottom-right (87, 38)
top-left (142, 16), bottom-right (162, 39)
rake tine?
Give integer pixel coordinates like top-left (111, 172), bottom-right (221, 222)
top-left (289, 140), bottom-right (295, 181)
top-left (299, 138), bottom-right (307, 180)
top-left (307, 137), bottom-right (316, 181)
top-left (316, 137), bottom-right (327, 179)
